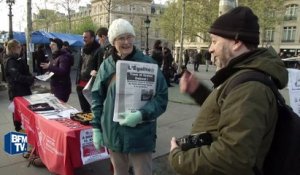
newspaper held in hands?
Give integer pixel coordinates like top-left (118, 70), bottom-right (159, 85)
top-left (82, 76), bottom-right (96, 105)
top-left (113, 60), bottom-right (158, 123)
top-left (35, 72), bottom-right (54, 81)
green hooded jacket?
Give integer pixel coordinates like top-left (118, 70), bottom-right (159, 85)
top-left (91, 48), bottom-right (168, 153)
top-left (169, 48), bottom-right (288, 175)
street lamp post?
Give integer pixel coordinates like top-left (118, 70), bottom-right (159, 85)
top-left (144, 15), bottom-right (151, 55)
top-left (6, 0), bottom-right (15, 40)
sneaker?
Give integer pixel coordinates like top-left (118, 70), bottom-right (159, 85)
top-left (28, 156), bottom-right (45, 167)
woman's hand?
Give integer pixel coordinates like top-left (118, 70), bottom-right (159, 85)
top-left (40, 62), bottom-right (50, 69)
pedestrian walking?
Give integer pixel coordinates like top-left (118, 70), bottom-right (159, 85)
top-left (204, 50), bottom-right (211, 72)
top-left (194, 51), bottom-right (202, 72)
top-left (184, 49), bottom-right (189, 68)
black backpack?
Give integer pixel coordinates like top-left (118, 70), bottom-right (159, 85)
top-left (225, 70), bottom-right (300, 175)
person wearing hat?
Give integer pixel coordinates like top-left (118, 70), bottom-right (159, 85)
top-left (91, 18), bottom-right (168, 175)
top-left (169, 6), bottom-right (288, 175)
top-left (40, 38), bottom-right (74, 102)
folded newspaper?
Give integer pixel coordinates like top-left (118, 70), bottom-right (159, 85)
top-left (113, 60), bottom-right (158, 123)
top-left (82, 76), bottom-right (95, 105)
top-left (35, 72), bottom-right (54, 81)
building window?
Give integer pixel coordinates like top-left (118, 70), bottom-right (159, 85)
top-left (282, 26), bottom-right (296, 42)
top-left (264, 28), bottom-right (274, 42)
top-left (155, 29), bottom-right (159, 38)
top-left (284, 4), bottom-right (298, 20)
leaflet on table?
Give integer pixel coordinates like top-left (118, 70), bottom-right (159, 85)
top-left (113, 60), bottom-right (158, 123)
top-left (80, 129), bottom-right (109, 165)
top-left (24, 93), bottom-right (79, 119)
top-left (35, 72), bottom-right (54, 81)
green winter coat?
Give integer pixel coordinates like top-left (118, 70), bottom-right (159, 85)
top-left (91, 48), bottom-right (168, 153)
top-left (169, 48), bottom-right (288, 175)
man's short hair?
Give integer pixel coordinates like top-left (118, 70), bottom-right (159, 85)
top-left (84, 30), bottom-right (96, 38)
top-left (96, 27), bottom-right (108, 37)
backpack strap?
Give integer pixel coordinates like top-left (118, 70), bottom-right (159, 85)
top-left (223, 70), bottom-right (286, 106)
top-left (223, 70), bottom-right (286, 175)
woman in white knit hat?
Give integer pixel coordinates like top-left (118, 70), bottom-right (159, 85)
top-left (91, 18), bottom-right (168, 175)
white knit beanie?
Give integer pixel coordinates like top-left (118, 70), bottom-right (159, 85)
top-left (108, 18), bottom-right (136, 46)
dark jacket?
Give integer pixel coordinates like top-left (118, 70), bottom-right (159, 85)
top-left (4, 54), bottom-right (34, 101)
top-left (48, 50), bottom-right (73, 102)
top-left (77, 41), bottom-right (103, 84)
top-left (169, 48), bottom-right (288, 175)
top-left (151, 47), bottom-right (163, 68)
top-left (204, 50), bottom-right (211, 61)
top-left (91, 47), bottom-right (168, 153)
top-left (162, 48), bottom-right (173, 72)
top-left (102, 43), bottom-right (112, 59)
top-left (194, 52), bottom-right (202, 64)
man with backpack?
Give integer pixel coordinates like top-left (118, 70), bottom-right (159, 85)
top-left (169, 6), bottom-right (289, 175)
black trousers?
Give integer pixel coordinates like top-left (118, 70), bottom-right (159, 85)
top-left (194, 62), bottom-right (200, 71)
top-left (76, 85), bottom-right (91, 113)
top-left (13, 113), bottom-right (22, 131)
top-left (163, 70), bottom-right (171, 86)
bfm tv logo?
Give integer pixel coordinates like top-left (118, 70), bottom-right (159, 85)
top-left (4, 132), bottom-right (28, 155)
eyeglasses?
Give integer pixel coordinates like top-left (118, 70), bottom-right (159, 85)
top-left (115, 35), bottom-right (134, 43)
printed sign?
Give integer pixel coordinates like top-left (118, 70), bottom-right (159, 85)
top-left (4, 132), bottom-right (28, 155)
top-left (80, 129), bottom-right (109, 165)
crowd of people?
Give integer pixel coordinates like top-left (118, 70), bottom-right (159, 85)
top-left (0, 5), bottom-right (292, 175)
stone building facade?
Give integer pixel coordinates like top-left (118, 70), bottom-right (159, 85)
top-left (89, 0), bottom-right (166, 51)
top-left (174, 0), bottom-right (300, 60)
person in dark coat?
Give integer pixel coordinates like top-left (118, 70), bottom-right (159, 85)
top-left (194, 51), bottom-right (202, 72)
top-left (76, 30), bottom-right (103, 112)
top-left (4, 39), bottom-right (35, 131)
top-left (33, 45), bottom-right (47, 75)
top-left (204, 50), bottom-right (211, 72)
top-left (162, 46), bottom-right (174, 87)
top-left (62, 41), bottom-right (74, 67)
top-left (40, 38), bottom-right (73, 102)
top-left (0, 46), bottom-right (5, 83)
top-left (184, 49), bottom-right (189, 68)
top-left (151, 40), bottom-right (163, 68)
